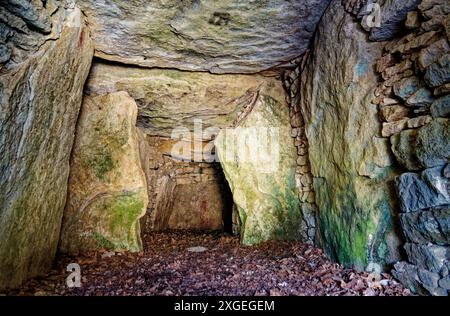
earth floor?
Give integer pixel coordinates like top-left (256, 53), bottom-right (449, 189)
top-left (4, 231), bottom-right (411, 296)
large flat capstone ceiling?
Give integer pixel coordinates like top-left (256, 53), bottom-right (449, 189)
top-left (78, 0), bottom-right (332, 73)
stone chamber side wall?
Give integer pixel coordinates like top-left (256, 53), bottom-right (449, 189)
top-left (0, 1), bottom-right (94, 289)
top-left (311, 0), bottom-right (449, 295)
top-left (370, 1), bottom-right (449, 296)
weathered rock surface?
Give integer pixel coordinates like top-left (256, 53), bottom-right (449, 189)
top-left (393, 261), bottom-right (430, 295)
top-left (215, 88), bottom-right (301, 245)
top-left (370, 0), bottom-right (421, 41)
top-left (86, 62), bottom-right (285, 139)
top-left (299, 0), bottom-right (401, 270)
top-left (393, 77), bottom-right (421, 101)
top-left (396, 167), bottom-right (450, 213)
top-left (415, 118), bottom-right (450, 168)
top-left (431, 95), bottom-right (450, 118)
top-left (77, 0), bottom-right (331, 73)
top-left (59, 92), bottom-right (148, 254)
top-left (391, 129), bottom-right (422, 171)
top-left (404, 243), bottom-right (449, 274)
top-left (400, 206), bottom-right (450, 245)
top-left (393, 261), bottom-right (448, 296)
top-left (0, 5), bottom-right (93, 290)
top-left (0, 0), bottom-right (59, 66)
top-left (425, 54), bottom-right (450, 87)
top-left (377, 0), bottom-right (450, 295)
top-left (391, 119), bottom-right (450, 170)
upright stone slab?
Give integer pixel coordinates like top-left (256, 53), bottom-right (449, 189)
top-left (215, 86), bottom-right (301, 245)
top-left (0, 6), bottom-right (93, 290)
top-left (299, 0), bottom-right (402, 270)
top-left (59, 92), bottom-right (148, 254)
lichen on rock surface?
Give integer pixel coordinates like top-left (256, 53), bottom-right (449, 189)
top-left (215, 84), bottom-right (302, 245)
top-left (85, 62), bottom-right (285, 139)
top-left (59, 92), bottom-right (148, 254)
top-left (299, 0), bottom-right (402, 270)
top-left (76, 0), bottom-right (331, 73)
top-left (0, 5), bottom-right (94, 290)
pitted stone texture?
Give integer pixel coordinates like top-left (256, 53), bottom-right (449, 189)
top-left (0, 7), bottom-right (93, 290)
top-left (77, 0), bottom-right (331, 73)
top-left (431, 95), bottom-right (450, 118)
top-left (425, 54), bottom-right (450, 87)
top-left (391, 119), bottom-right (450, 170)
top-left (404, 243), bottom-right (449, 274)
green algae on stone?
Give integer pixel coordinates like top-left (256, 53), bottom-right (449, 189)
top-left (0, 7), bottom-right (93, 290)
top-left (59, 92), bottom-right (148, 254)
top-left (88, 191), bottom-right (145, 252)
top-left (215, 91), bottom-right (302, 246)
top-left (299, 0), bottom-right (402, 270)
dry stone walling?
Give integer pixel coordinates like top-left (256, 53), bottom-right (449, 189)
top-left (291, 0), bottom-right (449, 295)
top-left (369, 1), bottom-right (450, 296)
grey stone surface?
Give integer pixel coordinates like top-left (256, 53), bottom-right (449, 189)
top-left (393, 76), bottom-right (421, 100)
top-left (1, 0), bottom-right (52, 33)
top-left (396, 167), bottom-right (450, 213)
top-left (425, 54), bottom-right (450, 87)
top-left (391, 129), bottom-right (421, 171)
top-left (400, 206), bottom-right (450, 245)
top-left (0, 6), bottom-right (93, 290)
top-left (406, 87), bottom-right (435, 107)
top-left (392, 261), bottom-right (430, 295)
top-left (417, 268), bottom-right (447, 296)
top-left (369, 0), bottom-right (421, 41)
top-left (416, 119), bottom-right (450, 169)
top-left (392, 119), bottom-right (450, 170)
top-left (404, 243), bottom-right (449, 274)
top-left (439, 276), bottom-right (450, 290)
top-left (77, 0), bottom-right (331, 73)
top-left (445, 164), bottom-right (450, 178)
top-left (0, 0), bottom-right (62, 65)
top-left (431, 95), bottom-right (450, 118)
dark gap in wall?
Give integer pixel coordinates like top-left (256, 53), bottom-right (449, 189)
top-left (217, 164), bottom-right (234, 235)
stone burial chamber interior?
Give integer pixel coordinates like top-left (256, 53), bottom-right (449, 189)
top-left (0, 0), bottom-right (449, 296)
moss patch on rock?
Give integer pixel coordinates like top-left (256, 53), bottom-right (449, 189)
top-left (299, 0), bottom-right (402, 270)
top-left (216, 90), bottom-right (302, 245)
top-left (59, 92), bottom-right (148, 254)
